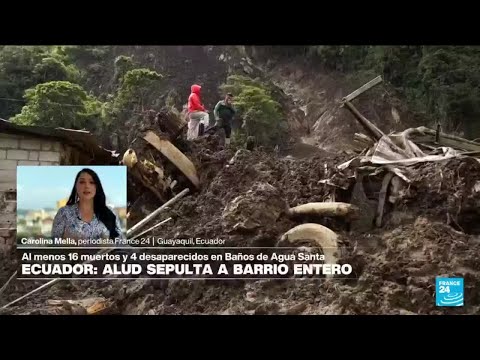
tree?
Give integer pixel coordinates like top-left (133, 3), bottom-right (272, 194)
top-left (111, 68), bottom-right (163, 122)
top-left (33, 56), bottom-right (81, 84)
top-left (221, 75), bottom-right (287, 148)
top-left (11, 81), bottom-right (104, 130)
top-left (0, 46), bottom-right (47, 118)
top-left (0, 46), bottom-right (82, 119)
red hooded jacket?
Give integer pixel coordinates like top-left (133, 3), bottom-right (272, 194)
top-left (188, 84), bottom-right (206, 113)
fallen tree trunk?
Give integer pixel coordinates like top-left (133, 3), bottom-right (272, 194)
top-left (343, 101), bottom-right (385, 141)
top-left (343, 101), bottom-right (409, 158)
top-left (287, 202), bottom-right (360, 219)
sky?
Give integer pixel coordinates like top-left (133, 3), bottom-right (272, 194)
top-left (17, 165), bottom-right (127, 210)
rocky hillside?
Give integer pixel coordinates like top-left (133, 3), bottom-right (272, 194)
top-left (0, 45), bottom-right (431, 154)
top-left (2, 46), bottom-right (480, 315)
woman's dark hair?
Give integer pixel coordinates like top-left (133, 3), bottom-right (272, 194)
top-left (66, 168), bottom-right (119, 239)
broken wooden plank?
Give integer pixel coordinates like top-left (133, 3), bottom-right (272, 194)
top-left (343, 101), bottom-right (385, 141)
top-left (376, 172), bottom-right (394, 227)
top-left (131, 217), bottom-right (172, 239)
top-left (344, 102), bottom-right (412, 158)
top-left (1, 278), bottom-right (61, 309)
top-left (459, 150), bottom-right (480, 157)
top-left (0, 271), bottom-right (16, 298)
top-left (412, 126), bottom-right (480, 152)
top-left (342, 76), bottom-right (383, 103)
top-left (354, 133), bottom-right (375, 149)
top-left (1, 248), bottom-right (114, 310)
top-left (143, 131), bottom-right (200, 188)
top-left (127, 188), bottom-right (190, 237)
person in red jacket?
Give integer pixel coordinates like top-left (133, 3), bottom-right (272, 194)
top-left (187, 84), bottom-right (209, 140)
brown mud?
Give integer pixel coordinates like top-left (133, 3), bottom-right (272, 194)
top-left (2, 137), bottom-right (480, 315)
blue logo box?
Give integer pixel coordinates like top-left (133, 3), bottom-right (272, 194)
top-left (436, 277), bottom-right (464, 307)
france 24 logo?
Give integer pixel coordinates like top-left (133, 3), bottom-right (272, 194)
top-left (436, 277), bottom-right (464, 307)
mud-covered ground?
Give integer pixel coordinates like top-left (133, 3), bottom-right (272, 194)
top-left (1, 136), bottom-right (480, 315)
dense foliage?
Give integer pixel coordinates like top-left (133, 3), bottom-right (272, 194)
top-left (220, 75), bottom-right (287, 148)
top-left (2, 45), bottom-right (480, 143)
top-left (11, 81), bottom-right (103, 130)
top-left (258, 45), bottom-right (480, 138)
top-left (0, 46), bottom-right (163, 137)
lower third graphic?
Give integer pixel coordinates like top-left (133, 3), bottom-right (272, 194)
top-left (436, 277), bottom-right (464, 307)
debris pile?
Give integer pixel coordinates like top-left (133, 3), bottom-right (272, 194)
top-left (2, 76), bottom-right (480, 315)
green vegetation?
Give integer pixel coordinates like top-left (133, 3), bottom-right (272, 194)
top-left (11, 81), bottom-right (103, 130)
top-left (3, 45), bottom-right (480, 144)
top-left (0, 46), bottom-right (163, 137)
top-left (221, 75), bottom-right (287, 148)
top-left (260, 45), bottom-right (480, 139)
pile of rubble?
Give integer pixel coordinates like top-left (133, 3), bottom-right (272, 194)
top-left (1, 76), bottom-right (480, 315)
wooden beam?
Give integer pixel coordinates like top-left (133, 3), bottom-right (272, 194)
top-left (131, 217), bottom-right (172, 239)
top-left (127, 188), bottom-right (190, 237)
top-left (0, 271), bottom-right (17, 298)
top-left (412, 126), bottom-right (480, 152)
top-left (376, 172), bottom-right (394, 227)
top-left (343, 101), bottom-right (385, 141)
top-left (354, 133), bottom-right (375, 148)
top-left (342, 76), bottom-right (383, 103)
top-left (143, 131), bottom-right (200, 188)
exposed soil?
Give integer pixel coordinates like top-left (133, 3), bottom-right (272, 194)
top-left (2, 135), bottom-right (480, 315)
top-left (2, 50), bottom-right (480, 315)
top-left (263, 61), bottom-right (423, 153)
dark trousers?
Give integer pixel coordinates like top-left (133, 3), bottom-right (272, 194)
top-left (205, 119), bottom-right (232, 139)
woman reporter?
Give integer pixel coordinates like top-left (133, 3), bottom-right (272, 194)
top-left (51, 168), bottom-right (125, 242)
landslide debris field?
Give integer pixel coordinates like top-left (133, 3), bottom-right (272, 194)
top-left (1, 133), bottom-right (480, 315)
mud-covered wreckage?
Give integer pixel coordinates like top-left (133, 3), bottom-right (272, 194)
top-left (2, 78), bottom-right (480, 314)
top-left (333, 76), bottom-right (480, 233)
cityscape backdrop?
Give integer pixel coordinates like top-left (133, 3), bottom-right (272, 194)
top-left (16, 166), bottom-right (127, 240)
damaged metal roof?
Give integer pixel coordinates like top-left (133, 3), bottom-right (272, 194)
top-left (0, 118), bottom-right (119, 164)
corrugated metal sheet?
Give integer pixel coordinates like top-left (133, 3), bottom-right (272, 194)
top-left (0, 118), bottom-right (119, 164)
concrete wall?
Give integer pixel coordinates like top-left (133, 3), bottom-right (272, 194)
top-left (0, 132), bottom-right (62, 253)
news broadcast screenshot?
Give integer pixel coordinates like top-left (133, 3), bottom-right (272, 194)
top-left (0, 45), bottom-right (477, 316)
